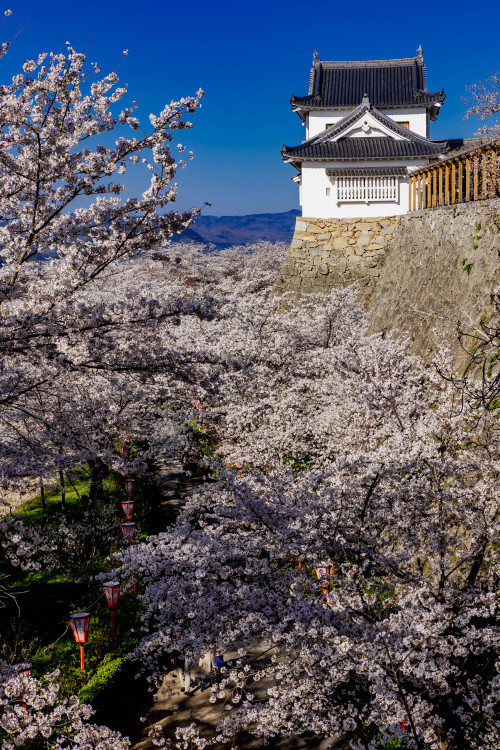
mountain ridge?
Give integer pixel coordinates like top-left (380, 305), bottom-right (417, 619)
top-left (187, 208), bottom-right (300, 247)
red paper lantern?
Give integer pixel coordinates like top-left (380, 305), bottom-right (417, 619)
top-left (124, 477), bottom-right (135, 499)
top-left (102, 581), bottom-right (120, 648)
top-left (121, 499), bottom-right (134, 520)
top-left (120, 521), bottom-right (136, 544)
top-left (69, 612), bottom-right (90, 675)
top-left (15, 663), bottom-right (32, 679)
top-left (102, 581), bottom-right (120, 610)
top-left (314, 566), bottom-right (332, 610)
top-left (69, 612), bottom-right (90, 643)
top-left (315, 566), bottom-right (332, 584)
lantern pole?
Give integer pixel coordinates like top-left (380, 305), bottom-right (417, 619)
top-left (119, 522), bottom-right (138, 595)
top-left (110, 610), bottom-right (116, 646)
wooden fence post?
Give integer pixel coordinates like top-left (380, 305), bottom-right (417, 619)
top-left (473, 157), bottom-right (479, 201)
top-left (481, 148), bottom-right (488, 198)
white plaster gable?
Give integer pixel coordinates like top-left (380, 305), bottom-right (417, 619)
top-left (326, 110), bottom-right (406, 142)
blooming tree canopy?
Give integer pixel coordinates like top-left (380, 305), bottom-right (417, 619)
top-left (0, 664), bottom-right (129, 750)
top-left (0, 17), bottom-right (499, 750)
top-left (465, 73), bottom-right (500, 137)
top-left (0, 26), bottom-right (208, 487)
top-left (110, 280), bottom-right (500, 750)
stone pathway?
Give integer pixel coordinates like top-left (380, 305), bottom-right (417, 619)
top-left (132, 643), bottom-right (338, 750)
top-left (144, 456), bottom-right (209, 534)
top-left (132, 457), bottom-right (341, 750)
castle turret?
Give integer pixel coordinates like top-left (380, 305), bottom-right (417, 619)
top-left (282, 51), bottom-right (448, 218)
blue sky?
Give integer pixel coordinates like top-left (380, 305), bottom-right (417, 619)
top-left (3, 0), bottom-right (500, 215)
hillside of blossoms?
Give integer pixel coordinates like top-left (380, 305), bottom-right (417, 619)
top-left (0, 16), bottom-right (499, 750)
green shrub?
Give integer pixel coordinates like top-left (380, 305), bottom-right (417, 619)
top-left (78, 653), bottom-right (128, 704)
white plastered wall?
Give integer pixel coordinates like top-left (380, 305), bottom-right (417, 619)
top-left (300, 161), bottom-right (428, 219)
top-left (380, 108), bottom-right (428, 137)
top-left (307, 112), bottom-right (344, 139)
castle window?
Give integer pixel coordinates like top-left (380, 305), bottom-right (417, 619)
top-left (337, 175), bottom-right (398, 202)
top-left (325, 123), bottom-right (334, 129)
top-left (398, 121), bottom-right (410, 130)
top-left (326, 187), bottom-right (331, 196)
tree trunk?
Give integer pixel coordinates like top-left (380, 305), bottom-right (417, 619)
top-left (88, 458), bottom-right (109, 506)
top-left (59, 469), bottom-right (66, 513)
top-left (39, 478), bottom-right (46, 512)
top-left (436, 725), bottom-right (450, 749)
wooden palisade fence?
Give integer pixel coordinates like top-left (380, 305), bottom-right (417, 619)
top-left (409, 141), bottom-right (500, 211)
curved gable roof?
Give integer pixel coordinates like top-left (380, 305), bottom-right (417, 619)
top-left (282, 102), bottom-right (449, 163)
top-left (315, 100), bottom-right (448, 146)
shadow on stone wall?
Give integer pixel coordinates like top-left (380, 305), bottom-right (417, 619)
top-left (366, 200), bottom-right (500, 364)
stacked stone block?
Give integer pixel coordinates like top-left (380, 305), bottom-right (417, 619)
top-left (274, 216), bottom-right (400, 296)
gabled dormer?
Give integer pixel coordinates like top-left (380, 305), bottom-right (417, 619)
top-left (282, 98), bottom-right (449, 170)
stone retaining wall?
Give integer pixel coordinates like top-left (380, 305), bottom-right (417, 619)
top-left (274, 215), bottom-right (400, 295)
top-left (366, 200), bottom-right (500, 362)
top-left (275, 200), bottom-right (500, 363)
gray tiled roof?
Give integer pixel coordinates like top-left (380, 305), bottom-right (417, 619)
top-left (291, 55), bottom-right (445, 111)
top-left (282, 138), bottom-right (447, 161)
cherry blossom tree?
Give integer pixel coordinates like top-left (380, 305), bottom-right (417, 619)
top-left (0, 22), bottom-right (209, 490)
top-left (2, 237), bottom-right (499, 749)
top-left (0, 664), bottom-right (129, 750)
top-left (0, 14), bottom-right (498, 750)
top-left (108, 285), bottom-right (500, 750)
top-left (463, 74), bottom-right (500, 198)
top-left (465, 73), bottom-right (500, 137)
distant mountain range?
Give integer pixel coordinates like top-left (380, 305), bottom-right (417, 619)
top-left (24, 209), bottom-right (299, 261)
top-left (178, 209), bottom-right (300, 248)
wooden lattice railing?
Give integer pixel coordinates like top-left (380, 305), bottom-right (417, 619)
top-left (409, 141), bottom-right (500, 211)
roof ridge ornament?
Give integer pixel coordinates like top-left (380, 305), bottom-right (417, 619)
top-left (313, 49), bottom-right (319, 65)
top-left (417, 44), bottom-right (423, 60)
top-left (362, 92), bottom-right (370, 107)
